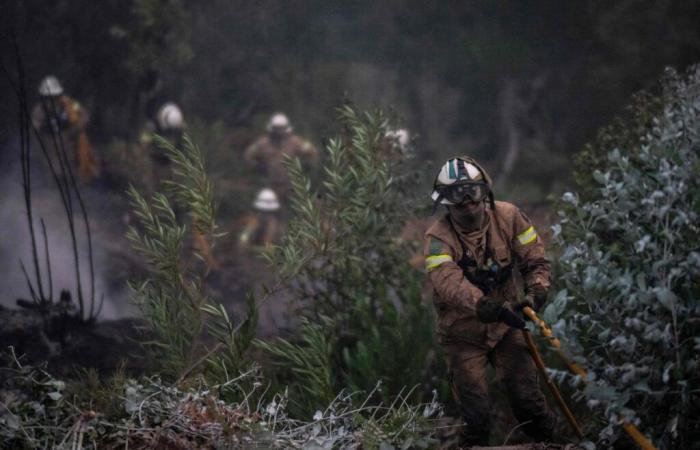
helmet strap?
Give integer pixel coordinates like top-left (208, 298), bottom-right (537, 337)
top-left (430, 192), bottom-right (444, 216)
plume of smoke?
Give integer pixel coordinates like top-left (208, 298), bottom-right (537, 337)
top-left (0, 135), bottom-right (134, 320)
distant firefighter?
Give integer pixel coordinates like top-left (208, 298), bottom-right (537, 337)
top-left (244, 113), bottom-right (318, 196)
top-left (238, 188), bottom-right (282, 250)
top-left (383, 128), bottom-right (412, 159)
top-left (139, 102), bottom-right (218, 270)
top-left (140, 101), bottom-right (185, 146)
top-left (31, 75), bottom-right (98, 183)
top-left (139, 102), bottom-right (185, 189)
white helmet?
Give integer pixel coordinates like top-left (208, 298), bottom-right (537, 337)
top-left (38, 75), bottom-right (63, 96)
top-left (385, 128), bottom-right (410, 153)
top-left (430, 157), bottom-right (487, 205)
top-left (156, 102), bottom-right (184, 131)
top-left (253, 188), bottom-right (280, 212)
top-left (394, 129), bottom-right (410, 149)
top-left (266, 113), bottom-right (292, 133)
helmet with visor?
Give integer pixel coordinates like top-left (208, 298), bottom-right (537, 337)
top-left (431, 157), bottom-right (491, 210)
top-left (437, 181), bottom-right (489, 205)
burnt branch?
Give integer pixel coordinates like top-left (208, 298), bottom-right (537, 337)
top-left (2, 30), bottom-right (100, 323)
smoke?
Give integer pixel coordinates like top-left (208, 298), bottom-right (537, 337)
top-left (0, 135), bottom-right (135, 320)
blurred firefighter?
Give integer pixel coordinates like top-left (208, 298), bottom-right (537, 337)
top-left (381, 127), bottom-right (411, 160)
top-left (424, 156), bottom-right (556, 446)
top-left (238, 188), bottom-right (282, 250)
top-left (31, 75), bottom-right (98, 183)
top-left (244, 113), bottom-right (318, 200)
top-left (139, 102), bottom-right (185, 190)
top-left (139, 102), bottom-right (218, 270)
top-left (381, 127), bottom-right (427, 269)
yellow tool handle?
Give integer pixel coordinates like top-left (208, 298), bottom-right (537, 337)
top-left (523, 306), bottom-right (587, 378)
top-left (523, 306), bottom-right (560, 346)
top-left (523, 329), bottom-right (584, 439)
top-left (622, 422), bottom-right (658, 450)
top-left (521, 306), bottom-right (657, 450)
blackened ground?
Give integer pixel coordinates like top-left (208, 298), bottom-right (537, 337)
top-left (0, 303), bottom-right (148, 378)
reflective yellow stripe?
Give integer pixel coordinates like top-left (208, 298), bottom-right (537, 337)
top-left (425, 254), bottom-right (453, 272)
top-left (517, 226), bottom-right (537, 245)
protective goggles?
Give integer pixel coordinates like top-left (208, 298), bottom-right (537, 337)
top-left (438, 181), bottom-right (489, 205)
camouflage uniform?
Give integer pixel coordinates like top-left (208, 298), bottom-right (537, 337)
top-left (424, 201), bottom-right (556, 445)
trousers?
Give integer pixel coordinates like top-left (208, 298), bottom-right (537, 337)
top-left (441, 327), bottom-right (557, 446)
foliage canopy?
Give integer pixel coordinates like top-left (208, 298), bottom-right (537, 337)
top-left (549, 65), bottom-right (700, 449)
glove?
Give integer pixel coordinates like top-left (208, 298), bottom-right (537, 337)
top-left (476, 295), bottom-right (506, 323)
top-left (497, 307), bottom-right (526, 329)
top-left (515, 287), bottom-right (548, 313)
top-left (477, 295), bottom-right (526, 329)
top-left (514, 294), bottom-right (535, 313)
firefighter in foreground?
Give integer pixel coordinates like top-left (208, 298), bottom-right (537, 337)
top-left (423, 157), bottom-right (556, 446)
top-left (31, 75), bottom-right (98, 183)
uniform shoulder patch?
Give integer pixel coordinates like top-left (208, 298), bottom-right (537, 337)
top-left (428, 236), bottom-right (446, 255)
top-left (425, 236), bottom-right (453, 272)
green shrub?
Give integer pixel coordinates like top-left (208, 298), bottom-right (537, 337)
top-left (260, 106), bottom-right (444, 411)
top-left (572, 91), bottom-right (663, 202)
top-left (126, 135), bottom-right (256, 382)
top-left (549, 65), bottom-right (700, 449)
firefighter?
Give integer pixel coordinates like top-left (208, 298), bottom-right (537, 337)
top-left (138, 102), bottom-right (218, 270)
top-left (31, 75), bottom-right (98, 183)
top-left (382, 128), bottom-right (411, 160)
top-left (423, 156), bottom-right (557, 446)
top-left (139, 101), bottom-right (185, 190)
top-left (238, 188), bottom-right (282, 250)
top-left (244, 113), bottom-right (318, 200)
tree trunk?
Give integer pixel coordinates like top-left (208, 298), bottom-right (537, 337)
top-left (494, 74), bottom-right (548, 190)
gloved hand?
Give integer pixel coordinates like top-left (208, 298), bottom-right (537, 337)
top-left (497, 307), bottom-right (526, 329)
top-left (476, 295), bottom-right (506, 323)
top-left (515, 287), bottom-right (548, 313)
top-left (514, 294), bottom-right (535, 313)
top-left (476, 295), bottom-right (526, 329)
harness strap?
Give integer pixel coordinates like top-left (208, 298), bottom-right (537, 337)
top-left (447, 215), bottom-right (512, 294)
